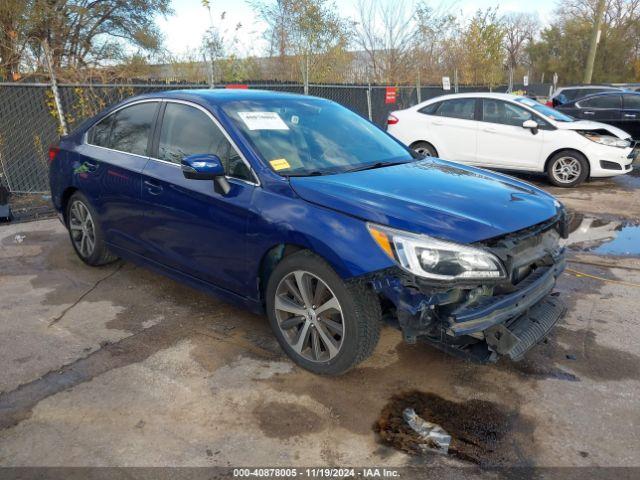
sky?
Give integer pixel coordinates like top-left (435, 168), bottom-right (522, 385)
top-left (156, 0), bottom-right (558, 57)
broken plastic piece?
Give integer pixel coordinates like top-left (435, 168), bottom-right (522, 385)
top-left (14, 234), bottom-right (25, 244)
top-left (403, 407), bottom-right (451, 454)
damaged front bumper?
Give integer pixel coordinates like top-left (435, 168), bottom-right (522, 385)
top-left (368, 217), bottom-right (568, 363)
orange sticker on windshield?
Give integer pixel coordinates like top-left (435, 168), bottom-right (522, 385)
top-left (270, 158), bottom-right (291, 171)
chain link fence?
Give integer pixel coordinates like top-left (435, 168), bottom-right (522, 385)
top-left (0, 82), bottom-right (549, 194)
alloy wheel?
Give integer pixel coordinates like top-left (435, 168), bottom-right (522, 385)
top-left (414, 146), bottom-right (432, 157)
top-left (274, 270), bottom-right (345, 363)
top-left (552, 156), bottom-right (581, 184)
top-left (69, 200), bottom-right (96, 258)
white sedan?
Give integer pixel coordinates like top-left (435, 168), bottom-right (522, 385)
top-left (386, 92), bottom-right (635, 187)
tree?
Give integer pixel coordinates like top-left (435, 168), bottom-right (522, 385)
top-left (530, 0), bottom-right (640, 84)
top-left (459, 9), bottom-right (505, 87)
top-left (0, 1), bottom-right (30, 79)
top-left (503, 12), bottom-right (539, 88)
top-left (0, 0), bottom-right (172, 79)
top-left (353, 0), bottom-right (416, 84)
top-left (413, 2), bottom-right (457, 84)
top-left (251, 0), bottom-right (352, 86)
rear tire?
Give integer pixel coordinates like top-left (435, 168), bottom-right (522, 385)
top-left (66, 192), bottom-right (118, 266)
top-left (546, 151), bottom-right (589, 187)
top-left (266, 250), bottom-right (382, 375)
top-left (410, 141), bottom-right (438, 158)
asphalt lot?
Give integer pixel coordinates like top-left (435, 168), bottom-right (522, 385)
top-left (0, 170), bottom-right (639, 471)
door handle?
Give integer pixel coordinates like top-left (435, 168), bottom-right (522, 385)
top-left (144, 180), bottom-right (163, 195)
top-left (624, 113), bottom-right (636, 118)
top-left (432, 121), bottom-right (444, 126)
top-left (482, 127), bottom-right (497, 133)
top-left (583, 111), bottom-right (595, 115)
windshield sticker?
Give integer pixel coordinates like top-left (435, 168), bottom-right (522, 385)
top-left (269, 158), bottom-right (291, 171)
top-left (238, 111), bottom-right (289, 130)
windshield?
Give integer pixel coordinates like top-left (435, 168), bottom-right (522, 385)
top-left (221, 97), bottom-right (413, 176)
top-left (514, 97), bottom-right (574, 122)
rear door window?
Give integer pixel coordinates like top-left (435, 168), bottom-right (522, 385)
top-left (578, 95), bottom-right (622, 109)
top-left (108, 102), bottom-right (158, 156)
top-left (434, 99), bottom-right (476, 120)
top-left (158, 102), bottom-right (252, 181)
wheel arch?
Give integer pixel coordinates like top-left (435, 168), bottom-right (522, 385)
top-left (60, 186), bottom-right (79, 223)
top-left (409, 140), bottom-right (438, 157)
top-left (544, 148), bottom-right (591, 176)
top-left (256, 241), bottom-right (359, 305)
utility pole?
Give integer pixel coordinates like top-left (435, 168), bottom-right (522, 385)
top-left (583, 0), bottom-right (606, 84)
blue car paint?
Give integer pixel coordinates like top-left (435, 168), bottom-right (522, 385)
top-left (290, 159), bottom-right (559, 244)
top-left (50, 89), bottom-right (562, 318)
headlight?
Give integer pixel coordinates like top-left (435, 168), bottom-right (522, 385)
top-left (578, 132), bottom-right (630, 148)
top-left (367, 223), bottom-right (507, 281)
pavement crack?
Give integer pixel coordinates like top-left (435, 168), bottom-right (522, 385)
top-left (47, 262), bottom-right (123, 327)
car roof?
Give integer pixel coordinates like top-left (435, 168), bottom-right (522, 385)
top-left (419, 92), bottom-right (523, 103)
top-left (556, 85), bottom-right (622, 90)
top-left (128, 88), bottom-right (317, 106)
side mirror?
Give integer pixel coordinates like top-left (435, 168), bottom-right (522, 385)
top-left (522, 119), bottom-right (539, 135)
top-left (181, 154), bottom-right (231, 195)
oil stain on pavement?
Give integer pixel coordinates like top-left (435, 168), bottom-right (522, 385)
top-left (375, 390), bottom-right (535, 466)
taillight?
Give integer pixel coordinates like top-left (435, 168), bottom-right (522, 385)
top-left (545, 100), bottom-right (553, 107)
top-left (387, 114), bottom-right (399, 125)
top-left (48, 146), bottom-right (60, 164)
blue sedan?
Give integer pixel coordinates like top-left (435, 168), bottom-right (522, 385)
top-left (49, 89), bottom-right (567, 374)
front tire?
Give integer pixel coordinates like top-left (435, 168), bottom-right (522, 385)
top-left (410, 141), bottom-right (438, 158)
top-left (546, 151), bottom-right (589, 187)
top-left (266, 250), bottom-right (382, 375)
top-left (66, 192), bottom-right (118, 266)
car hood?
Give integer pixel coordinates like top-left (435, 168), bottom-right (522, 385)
top-left (554, 119), bottom-right (631, 139)
top-left (289, 159), bottom-right (561, 244)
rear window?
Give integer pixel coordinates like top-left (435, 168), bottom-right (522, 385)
top-left (418, 102), bottom-right (441, 115)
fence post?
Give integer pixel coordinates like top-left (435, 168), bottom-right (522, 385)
top-left (0, 151), bottom-right (14, 192)
top-left (454, 68), bottom-right (459, 93)
top-left (303, 55), bottom-right (310, 95)
top-left (366, 82), bottom-right (373, 121)
top-left (42, 40), bottom-right (68, 136)
top-left (416, 70), bottom-right (421, 103)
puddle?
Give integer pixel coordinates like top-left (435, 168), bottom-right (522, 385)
top-left (375, 390), bottom-right (532, 466)
top-left (613, 166), bottom-right (640, 189)
top-left (564, 213), bottom-right (640, 256)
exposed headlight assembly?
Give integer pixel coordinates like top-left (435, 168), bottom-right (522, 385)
top-left (367, 223), bottom-right (507, 281)
top-left (578, 131), bottom-right (630, 148)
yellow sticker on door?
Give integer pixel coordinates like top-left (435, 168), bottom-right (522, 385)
top-left (269, 158), bottom-right (291, 171)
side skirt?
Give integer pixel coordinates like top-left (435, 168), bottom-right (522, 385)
top-left (106, 242), bottom-right (265, 315)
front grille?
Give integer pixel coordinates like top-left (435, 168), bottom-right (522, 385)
top-left (477, 214), bottom-right (565, 291)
